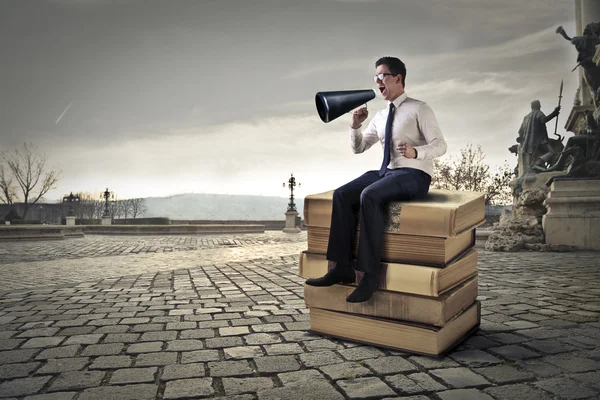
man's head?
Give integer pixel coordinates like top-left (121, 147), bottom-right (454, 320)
top-left (531, 100), bottom-right (541, 110)
top-left (374, 56), bottom-right (406, 102)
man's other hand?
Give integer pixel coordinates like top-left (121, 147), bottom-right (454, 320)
top-left (397, 142), bottom-right (417, 159)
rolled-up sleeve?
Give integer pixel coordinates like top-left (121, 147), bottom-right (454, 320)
top-left (350, 116), bottom-right (380, 154)
top-left (414, 103), bottom-right (447, 160)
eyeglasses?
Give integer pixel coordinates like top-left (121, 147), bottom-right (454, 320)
top-left (373, 73), bottom-right (396, 82)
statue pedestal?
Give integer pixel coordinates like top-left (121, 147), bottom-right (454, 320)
top-left (101, 216), bottom-right (112, 226)
top-left (65, 216), bottom-right (76, 226)
top-left (521, 171), bottom-right (566, 192)
top-left (283, 210), bottom-right (301, 233)
top-left (543, 178), bottom-right (600, 250)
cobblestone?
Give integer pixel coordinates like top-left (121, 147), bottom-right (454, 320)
top-left (160, 363), bottom-right (205, 381)
top-left (0, 235), bottom-right (598, 399)
top-left (109, 367), bottom-right (157, 385)
top-left (318, 361), bottom-right (371, 380)
top-left (337, 376), bottom-right (396, 398)
top-left (163, 377), bottom-right (214, 399)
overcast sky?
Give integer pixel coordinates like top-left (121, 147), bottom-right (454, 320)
top-left (0, 0), bottom-right (583, 201)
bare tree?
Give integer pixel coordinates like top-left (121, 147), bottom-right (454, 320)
top-left (0, 143), bottom-right (61, 219)
top-left (432, 143), bottom-right (512, 205)
top-left (74, 191), bottom-right (105, 220)
top-left (0, 164), bottom-right (17, 204)
top-left (109, 199), bottom-right (121, 219)
top-left (121, 199), bottom-right (133, 219)
top-left (130, 198), bottom-right (147, 218)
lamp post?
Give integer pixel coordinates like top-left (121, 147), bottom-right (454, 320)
top-left (101, 188), bottom-right (114, 218)
top-left (101, 188), bottom-right (114, 225)
top-left (282, 173), bottom-right (301, 233)
top-left (283, 173), bottom-right (301, 212)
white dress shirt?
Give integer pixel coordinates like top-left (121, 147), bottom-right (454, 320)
top-left (349, 92), bottom-right (447, 177)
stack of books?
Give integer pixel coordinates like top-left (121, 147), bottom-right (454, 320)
top-left (299, 188), bottom-right (486, 356)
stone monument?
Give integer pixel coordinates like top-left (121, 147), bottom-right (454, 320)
top-left (486, 96), bottom-right (567, 251)
top-left (63, 192), bottom-right (79, 227)
top-left (487, 4), bottom-right (600, 251)
top-left (539, 18), bottom-right (600, 250)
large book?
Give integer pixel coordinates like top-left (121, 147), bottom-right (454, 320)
top-left (307, 226), bottom-right (475, 267)
top-left (299, 248), bottom-right (478, 297)
top-left (309, 301), bottom-right (480, 357)
top-left (303, 189), bottom-right (486, 237)
top-left (304, 276), bottom-right (477, 327)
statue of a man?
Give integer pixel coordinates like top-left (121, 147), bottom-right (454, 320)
top-left (516, 100), bottom-right (560, 175)
top-left (557, 23), bottom-right (600, 101)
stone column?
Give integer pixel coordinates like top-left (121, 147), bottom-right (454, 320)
top-left (101, 216), bottom-right (112, 225)
top-left (65, 216), bottom-right (76, 226)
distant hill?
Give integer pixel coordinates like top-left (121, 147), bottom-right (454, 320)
top-left (143, 193), bottom-right (305, 220)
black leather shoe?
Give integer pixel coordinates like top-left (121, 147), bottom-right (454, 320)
top-left (346, 273), bottom-right (380, 303)
top-left (305, 265), bottom-right (355, 287)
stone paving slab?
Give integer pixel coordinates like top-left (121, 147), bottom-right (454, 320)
top-left (0, 236), bottom-right (599, 399)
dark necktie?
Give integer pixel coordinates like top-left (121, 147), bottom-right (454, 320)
top-left (379, 102), bottom-right (396, 176)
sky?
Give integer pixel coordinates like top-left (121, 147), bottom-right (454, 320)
top-left (0, 0), bottom-right (585, 202)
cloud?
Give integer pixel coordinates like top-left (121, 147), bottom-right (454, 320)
top-left (42, 112), bottom-right (385, 200)
top-left (282, 57), bottom-right (375, 80)
top-left (284, 24), bottom-right (570, 82)
top-left (410, 73), bottom-right (522, 97)
top-left (434, 25), bottom-right (569, 64)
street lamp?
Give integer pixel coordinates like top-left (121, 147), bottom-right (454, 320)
top-left (62, 192), bottom-right (80, 217)
top-left (101, 188), bottom-right (114, 217)
top-left (283, 173), bottom-right (301, 212)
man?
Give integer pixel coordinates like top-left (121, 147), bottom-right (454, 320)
top-left (305, 56), bottom-right (447, 303)
top-left (516, 100), bottom-right (560, 175)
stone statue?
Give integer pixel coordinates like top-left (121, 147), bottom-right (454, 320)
top-left (516, 100), bottom-right (562, 175)
top-left (536, 109), bottom-right (600, 181)
top-left (556, 23), bottom-right (600, 104)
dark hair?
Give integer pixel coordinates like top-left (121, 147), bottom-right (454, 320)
top-left (376, 56), bottom-right (406, 87)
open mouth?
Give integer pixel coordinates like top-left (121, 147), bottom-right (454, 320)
top-left (379, 86), bottom-right (386, 94)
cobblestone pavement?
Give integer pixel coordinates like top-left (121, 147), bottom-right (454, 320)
top-left (0, 231), bottom-right (308, 265)
top-left (0, 236), bottom-right (599, 399)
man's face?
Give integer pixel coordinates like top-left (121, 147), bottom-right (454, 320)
top-left (375, 64), bottom-right (403, 101)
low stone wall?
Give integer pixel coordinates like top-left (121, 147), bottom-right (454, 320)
top-left (82, 224), bottom-right (265, 235)
top-left (0, 226), bottom-right (85, 241)
top-left (171, 219), bottom-right (305, 230)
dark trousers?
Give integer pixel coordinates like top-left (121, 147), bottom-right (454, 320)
top-left (326, 167), bottom-right (432, 274)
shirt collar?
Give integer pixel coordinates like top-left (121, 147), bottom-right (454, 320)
top-left (389, 92), bottom-right (408, 108)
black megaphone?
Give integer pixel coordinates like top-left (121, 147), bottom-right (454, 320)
top-left (315, 89), bottom-right (377, 123)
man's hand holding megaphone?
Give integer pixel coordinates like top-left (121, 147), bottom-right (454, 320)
top-left (351, 105), bottom-right (369, 129)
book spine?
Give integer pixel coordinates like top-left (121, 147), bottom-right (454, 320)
top-left (300, 252), bottom-right (441, 297)
top-left (305, 198), bottom-right (458, 237)
top-left (437, 248), bottom-right (478, 294)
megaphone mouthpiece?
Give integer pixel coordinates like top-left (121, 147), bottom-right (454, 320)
top-left (315, 89), bottom-right (377, 123)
